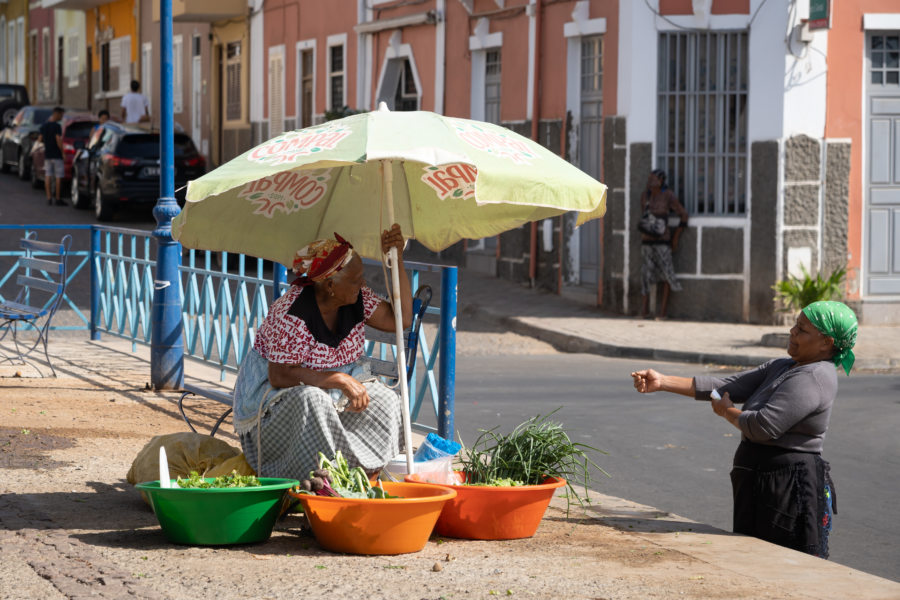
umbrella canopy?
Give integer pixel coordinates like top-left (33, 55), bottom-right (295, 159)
top-left (172, 105), bottom-right (607, 475)
top-left (173, 108), bottom-right (606, 262)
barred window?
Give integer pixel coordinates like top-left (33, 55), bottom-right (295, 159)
top-left (484, 49), bottom-right (501, 124)
top-left (657, 31), bottom-right (748, 215)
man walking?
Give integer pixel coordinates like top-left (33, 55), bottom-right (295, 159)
top-left (38, 107), bottom-right (65, 206)
top-left (121, 80), bottom-right (150, 124)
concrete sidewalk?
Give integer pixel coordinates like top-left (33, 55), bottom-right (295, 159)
top-left (456, 268), bottom-right (900, 372)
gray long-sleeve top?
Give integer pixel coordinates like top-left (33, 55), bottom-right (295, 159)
top-left (693, 358), bottom-right (838, 453)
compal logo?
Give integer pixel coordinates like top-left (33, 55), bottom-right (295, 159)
top-left (421, 163), bottom-right (477, 201)
top-left (238, 169), bottom-right (333, 217)
top-left (448, 118), bottom-right (537, 165)
top-left (247, 123), bottom-right (352, 165)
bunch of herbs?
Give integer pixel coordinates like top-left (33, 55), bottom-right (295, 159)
top-left (457, 411), bottom-right (607, 509)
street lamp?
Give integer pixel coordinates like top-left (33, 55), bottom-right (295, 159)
top-left (150, 0), bottom-right (185, 390)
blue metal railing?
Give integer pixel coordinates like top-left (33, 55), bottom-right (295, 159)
top-left (1, 224), bottom-right (456, 438)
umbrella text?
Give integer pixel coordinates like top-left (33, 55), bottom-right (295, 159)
top-left (238, 170), bottom-right (333, 216)
top-left (421, 163), bottom-right (478, 200)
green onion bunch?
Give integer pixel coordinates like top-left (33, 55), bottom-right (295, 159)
top-left (458, 410), bottom-right (608, 508)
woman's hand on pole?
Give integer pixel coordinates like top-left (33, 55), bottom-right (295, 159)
top-left (381, 223), bottom-right (413, 329)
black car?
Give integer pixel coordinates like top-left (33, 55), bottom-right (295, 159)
top-left (78, 122), bottom-right (206, 221)
top-left (0, 84), bottom-right (29, 127)
top-left (70, 122), bottom-right (116, 209)
top-left (0, 105), bottom-right (54, 180)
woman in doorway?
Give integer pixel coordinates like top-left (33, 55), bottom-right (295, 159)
top-left (639, 169), bottom-right (689, 319)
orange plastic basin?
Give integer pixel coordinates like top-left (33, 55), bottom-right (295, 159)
top-left (406, 471), bottom-right (566, 540)
top-left (287, 481), bottom-right (456, 555)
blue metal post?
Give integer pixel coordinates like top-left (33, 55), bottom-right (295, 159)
top-left (90, 227), bottom-right (100, 340)
top-left (437, 266), bottom-right (457, 440)
top-left (150, 0), bottom-right (184, 389)
top-left (273, 262), bottom-right (287, 300)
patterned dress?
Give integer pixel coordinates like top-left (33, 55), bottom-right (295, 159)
top-left (639, 188), bottom-right (689, 297)
top-left (232, 285), bottom-right (403, 480)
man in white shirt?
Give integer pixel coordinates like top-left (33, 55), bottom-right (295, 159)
top-left (121, 80), bottom-right (150, 124)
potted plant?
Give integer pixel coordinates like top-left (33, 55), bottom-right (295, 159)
top-left (407, 412), bottom-right (606, 540)
top-left (766, 266), bottom-right (846, 343)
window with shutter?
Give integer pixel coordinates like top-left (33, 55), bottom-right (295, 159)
top-left (225, 41), bottom-right (242, 122)
top-left (268, 48), bottom-right (284, 137)
top-left (173, 35), bottom-right (183, 114)
top-left (41, 29), bottom-right (50, 100)
top-left (141, 43), bottom-right (152, 112)
top-left (484, 49), bottom-right (501, 124)
top-left (100, 41), bottom-right (111, 92)
top-left (7, 22), bottom-right (15, 83)
top-left (117, 36), bottom-right (131, 94)
top-left (300, 47), bottom-right (313, 128)
top-left (328, 43), bottom-right (344, 111)
top-left (0, 18), bottom-right (6, 83)
top-left (16, 19), bottom-right (24, 85)
top-left (67, 35), bottom-right (79, 87)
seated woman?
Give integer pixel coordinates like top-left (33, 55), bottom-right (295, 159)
top-left (232, 224), bottom-right (412, 480)
top-left (631, 301), bottom-right (857, 558)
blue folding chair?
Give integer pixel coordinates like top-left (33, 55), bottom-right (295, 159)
top-left (0, 232), bottom-right (72, 377)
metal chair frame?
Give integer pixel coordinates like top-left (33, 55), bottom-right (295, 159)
top-left (0, 232), bottom-right (72, 377)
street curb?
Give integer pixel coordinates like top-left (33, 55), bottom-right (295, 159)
top-left (464, 303), bottom-right (771, 368)
top-left (463, 303), bottom-right (900, 373)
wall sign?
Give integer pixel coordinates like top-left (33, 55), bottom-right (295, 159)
top-left (808, 0), bottom-right (831, 30)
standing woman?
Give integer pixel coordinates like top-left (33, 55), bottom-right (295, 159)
top-left (639, 169), bottom-right (689, 319)
top-left (631, 301), bottom-right (858, 558)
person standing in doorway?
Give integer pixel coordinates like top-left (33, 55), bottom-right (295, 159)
top-left (38, 107), bottom-right (65, 206)
top-left (638, 169), bottom-right (689, 320)
top-left (121, 80), bottom-right (150, 124)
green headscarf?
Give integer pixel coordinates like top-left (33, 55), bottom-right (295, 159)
top-left (801, 301), bottom-right (858, 375)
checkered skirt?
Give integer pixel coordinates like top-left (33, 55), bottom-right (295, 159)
top-left (234, 349), bottom-right (403, 480)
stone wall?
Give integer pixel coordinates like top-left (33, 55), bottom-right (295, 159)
top-left (749, 140), bottom-right (779, 323)
top-left (600, 115), bottom-right (627, 312)
top-left (823, 141), bottom-right (851, 276)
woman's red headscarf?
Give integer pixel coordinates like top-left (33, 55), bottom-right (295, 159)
top-left (291, 233), bottom-right (354, 287)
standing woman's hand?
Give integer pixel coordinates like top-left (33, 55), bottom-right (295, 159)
top-left (711, 391), bottom-right (734, 417)
top-left (632, 369), bottom-right (664, 393)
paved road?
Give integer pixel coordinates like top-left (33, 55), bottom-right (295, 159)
top-left (452, 348), bottom-right (900, 583)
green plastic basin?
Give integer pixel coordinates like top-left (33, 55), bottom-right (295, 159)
top-left (135, 478), bottom-right (298, 545)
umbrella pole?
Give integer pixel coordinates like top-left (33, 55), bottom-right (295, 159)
top-left (383, 159), bottom-right (416, 475)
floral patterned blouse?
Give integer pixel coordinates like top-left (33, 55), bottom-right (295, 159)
top-left (253, 285), bottom-right (382, 369)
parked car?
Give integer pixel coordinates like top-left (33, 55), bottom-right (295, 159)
top-left (70, 122), bottom-right (117, 209)
top-left (0, 106), bottom-right (55, 179)
top-left (79, 122), bottom-right (206, 221)
top-left (30, 113), bottom-right (99, 194)
top-left (0, 84), bottom-right (29, 127)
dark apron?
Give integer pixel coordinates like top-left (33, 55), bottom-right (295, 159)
top-left (730, 441), bottom-right (837, 558)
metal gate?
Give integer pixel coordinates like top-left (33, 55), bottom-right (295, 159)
top-left (866, 33), bottom-right (900, 295)
top-left (578, 35), bottom-right (603, 286)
